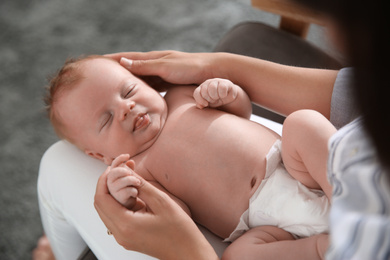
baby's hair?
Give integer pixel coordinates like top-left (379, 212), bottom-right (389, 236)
top-left (44, 55), bottom-right (114, 144)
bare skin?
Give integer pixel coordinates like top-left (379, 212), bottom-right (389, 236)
top-left (108, 51), bottom-right (338, 119)
top-left (32, 235), bottom-right (55, 260)
top-left (56, 58), bottom-right (279, 238)
top-left (54, 57), bottom-right (333, 259)
top-left (282, 110), bottom-right (336, 199)
top-left (131, 87), bottom-right (280, 237)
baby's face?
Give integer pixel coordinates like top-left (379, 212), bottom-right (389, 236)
top-left (57, 58), bottom-right (168, 164)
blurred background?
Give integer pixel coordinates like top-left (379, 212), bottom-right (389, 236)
top-left (0, 0), bottom-right (333, 259)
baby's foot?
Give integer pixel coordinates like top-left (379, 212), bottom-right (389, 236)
top-left (32, 235), bottom-right (55, 260)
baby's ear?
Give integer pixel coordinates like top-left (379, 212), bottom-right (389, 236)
top-left (85, 150), bottom-right (113, 165)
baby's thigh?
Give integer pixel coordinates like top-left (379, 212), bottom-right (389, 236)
top-left (281, 110), bottom-right (336, 191)
top-left (282, 109), bottom-right (334, 150)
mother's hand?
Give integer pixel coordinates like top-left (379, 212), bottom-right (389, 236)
top-left (94, 167), bottom-right (218, 260)
top-left (106, 50), bottom-right (220, 86)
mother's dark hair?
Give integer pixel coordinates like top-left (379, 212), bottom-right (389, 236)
top-left (295, 0), bottom-right (390, 170)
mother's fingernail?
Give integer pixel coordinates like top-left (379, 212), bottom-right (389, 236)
top-left (120, 57), bottom-right (133, 68)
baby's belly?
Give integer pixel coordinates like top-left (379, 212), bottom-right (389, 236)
top-left (178, 165), bottom-right (266, 238)
top-left (154, 143), bottom-right (278, 237)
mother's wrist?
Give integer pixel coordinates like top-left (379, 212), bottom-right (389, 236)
top-left (206, 52), bottom-right (234, 81)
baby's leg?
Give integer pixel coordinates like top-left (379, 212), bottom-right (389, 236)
top-left (281, 110), bottom-right (336, 199)
top-left (222, 226), bottom-right (328, 260)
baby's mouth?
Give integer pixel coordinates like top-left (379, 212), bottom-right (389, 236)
top-left (133, 113), bottom-right (150, 131)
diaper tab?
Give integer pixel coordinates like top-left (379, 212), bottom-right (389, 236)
top-left (265, 140), bottom-right (282, 179)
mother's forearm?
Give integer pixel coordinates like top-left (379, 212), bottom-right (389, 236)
top-left (211, 53), bottom-right (339, 118)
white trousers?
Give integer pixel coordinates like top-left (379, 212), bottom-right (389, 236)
top-left (37, 115), bottom-right (282, 260)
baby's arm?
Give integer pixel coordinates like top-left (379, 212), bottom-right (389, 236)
top-left (193, 78), bottom-right (252, 119)
top-left (107, 154), bottom-right (191, 216)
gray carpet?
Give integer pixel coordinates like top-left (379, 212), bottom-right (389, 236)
top-left (0, 0), bottom-right (332, 259)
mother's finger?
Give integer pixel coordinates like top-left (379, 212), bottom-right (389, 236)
top-left (105, 50), bottom-right (174, 62)
top-left (134, 177), bottom-right (179, 216)
top-left (94, 169), bottom-right (128, 231)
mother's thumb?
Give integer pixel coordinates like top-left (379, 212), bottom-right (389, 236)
top-left (120, 57), bottom-right (133, 68)
top-left (136, 178), bottom-right (173, 213)
top-left (120, 57), bottom-right (155, 76)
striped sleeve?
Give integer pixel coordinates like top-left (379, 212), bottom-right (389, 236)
top-left (327, 120), bottom-right (390, 260)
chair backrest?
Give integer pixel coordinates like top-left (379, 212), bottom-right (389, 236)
top-left (251, 0), bottom-right (325, 38)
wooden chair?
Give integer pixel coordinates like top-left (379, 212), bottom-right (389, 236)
top-left (251, 0), bottom-right (327, 38)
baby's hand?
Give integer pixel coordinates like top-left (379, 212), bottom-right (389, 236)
top-left (106, 154), bottom-right (141, 209)
top-left (193, 78), bottom-right (239, 109)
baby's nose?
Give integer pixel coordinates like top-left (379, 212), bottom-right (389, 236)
top-left (120, 101), bottom-right (135, 120)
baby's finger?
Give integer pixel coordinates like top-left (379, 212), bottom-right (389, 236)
top-left (125, 160), bottom-right (135, 170)
top-left (108, 167), bottom-right (132, 180)
top-left (193, 87), bottom-right (208, 108)
top-left (117, 186), bottom-right (139, 200)
top-left (108, 177), bottom-right (141, 203)
top-left (206, 81), bottom-right (220, 101)
top-left (111, 154), bottom-right (130, 168)
top-left (200, 83), bottom-right (213, 102)
top-left (108, 169), bottom-right (141, 187)
top-left (116, 175), bottom-right (141, 191)
top-left (111, 187), bottom-right (138, 209)
top-left (217, 81), bottom-right (229, 99)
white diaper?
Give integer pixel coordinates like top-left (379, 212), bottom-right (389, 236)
top-left (225, 140), bottom-right (330, 242)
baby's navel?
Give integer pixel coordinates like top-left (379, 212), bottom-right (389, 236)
top-left (250, 177), bottom-right (257, 188)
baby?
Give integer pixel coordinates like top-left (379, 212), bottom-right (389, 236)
top-left (45, 55), bottom-right (335, 259)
